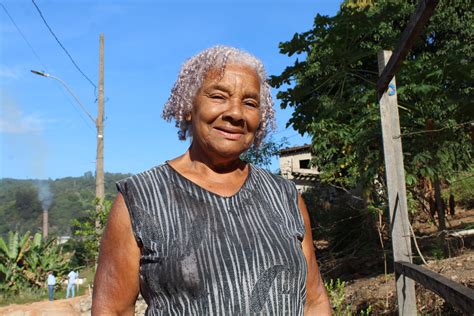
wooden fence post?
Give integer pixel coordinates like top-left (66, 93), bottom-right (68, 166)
top-left (378, 50), bottom-right (417, 315)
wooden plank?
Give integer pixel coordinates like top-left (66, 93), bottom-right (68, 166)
top-left (395, 261), bottom-right (474, 314)
top-left (378, 50), bottom-right (417, 315)
top-left (449, 229), bottom-right (474, 238)
top-left (377, 0), bottom-right (439, 96)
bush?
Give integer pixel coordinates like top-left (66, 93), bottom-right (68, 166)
top-left (71, 199), bottom-right (111, 266)
top-left (0, 231), bottom-right (73, 296)
top-left (325, 278), bottom-right (372, 315)
top-left (447, 172), bottom-right (474, 209)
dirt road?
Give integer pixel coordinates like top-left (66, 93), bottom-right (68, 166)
top-left (0, 295), bottom-right (91, 316)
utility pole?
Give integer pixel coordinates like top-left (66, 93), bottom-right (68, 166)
top-left (31, 34), bottom-right (106, 235)
top-left (378, 50), bottom-right (416, 315)
top-left (95, 33), bottom-right (105, 230)
top-left (375, 1), bottom-right (438, 314)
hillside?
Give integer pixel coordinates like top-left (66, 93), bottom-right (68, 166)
top-left (0, 172), bottom-right (131, 237)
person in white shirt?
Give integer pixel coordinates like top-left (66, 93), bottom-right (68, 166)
top-left (66, 270), bottom-right (78, 298)
top-left (47, 271), bottom-right (56, 301)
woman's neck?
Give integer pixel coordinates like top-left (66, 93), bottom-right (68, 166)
top-left (167, 149), bottom-right (249, 197)
top-left (172, 149), bottom-right (246, 175)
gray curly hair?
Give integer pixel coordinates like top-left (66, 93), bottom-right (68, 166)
top-left (162, 45), bottom-right (275, 147)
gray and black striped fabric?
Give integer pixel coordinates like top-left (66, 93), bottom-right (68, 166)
top-left (116, 163), bottom-right (307, 315)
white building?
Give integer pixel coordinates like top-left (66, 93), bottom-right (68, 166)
top-left (279, 144), bottom-right (320, 192)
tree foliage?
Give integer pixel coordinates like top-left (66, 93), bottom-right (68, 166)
top-left (270, 0), bottom-right (473, 214)
top-left (71, 199), bottom-right (112, 266)
top-left (241, 137), bottom-right (289, 169)
top-left (14, 187), bottom-right (42, 220)
top-left (0, 231), bottom-right (73, 296)
top-left (0, 172), bottom-right (131, 237)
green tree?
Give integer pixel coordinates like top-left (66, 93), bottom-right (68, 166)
top-left (270, 0), bottom-right (473, 229)
top-left (241, 137), bottom-right (289, 169)
top-left (14, 187), bottom-right (42, 221)
top-left (71, 199), bottom-right (112, 266)
top-left (0, 172), bottom-right (131, 237)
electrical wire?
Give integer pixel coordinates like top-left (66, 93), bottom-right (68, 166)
top-left (31, 0), bottom-right (97, 93)
top-left (395, 120), bottom-right (474, 139)
top-left (1, 3), bottom-right (44, 69)
top-left (1, 2), bottom-right (95, 132)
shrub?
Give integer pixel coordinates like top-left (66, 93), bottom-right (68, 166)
top-left (0, 231), bottom-right (73, 296)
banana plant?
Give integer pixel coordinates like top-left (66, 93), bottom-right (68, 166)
top-left (0, 231), bottom-right (31, 263)
top-left (0, 231), bottom-right (74, 295)
top-left (23, 234), bottom-right (74, 288)
top-left (0, 231), bottom-right (32, 293)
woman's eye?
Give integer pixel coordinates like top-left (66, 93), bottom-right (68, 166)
top-left (245, 100), bottom-right (258, 108)
top-left (210, 94), bottom-right (225, 100)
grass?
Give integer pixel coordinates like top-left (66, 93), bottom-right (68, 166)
top-left (0, 266), bottom-right (95, 307)
top-left (0, 286), bottom-right (88, 307)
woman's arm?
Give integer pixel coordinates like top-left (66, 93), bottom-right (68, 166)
top-left (298, 194), bottom-right (332, 315)
top-left (92, 193), bottom-right (141, 315)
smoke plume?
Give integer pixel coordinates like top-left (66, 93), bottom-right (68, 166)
top-left (36, 180), bottom-right (53, 210)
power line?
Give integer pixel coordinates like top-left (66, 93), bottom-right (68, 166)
top-left (31, 0), bottom-right (97, 93)
top-left (58, 93), bottom-right (96, 131)
top-left (395, 120), bottom-right (474, 139)
top-left (1, 3), bottom-right (45, 69)
top-left (1, 2), bottom-right (95, 132)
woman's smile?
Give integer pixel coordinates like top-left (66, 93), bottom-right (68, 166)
top-left (213, 125), bottom-right (244, 140)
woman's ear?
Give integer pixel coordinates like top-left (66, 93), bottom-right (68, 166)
top-left (185, 113), bottom-right (192, 122)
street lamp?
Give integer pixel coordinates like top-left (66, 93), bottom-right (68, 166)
top-left (31, 68), bottom-right (105, 205)
top-left (30, 70), bottom-right (95, 124)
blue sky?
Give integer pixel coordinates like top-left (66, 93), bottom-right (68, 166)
top-left (1, 0), bottom-right (340, 179)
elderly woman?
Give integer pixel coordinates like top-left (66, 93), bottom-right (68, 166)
top-left (92, 46), bottom-right (331, 315)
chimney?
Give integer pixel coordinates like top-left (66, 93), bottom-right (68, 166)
top-left (43, 209), bottom-right (48, 239)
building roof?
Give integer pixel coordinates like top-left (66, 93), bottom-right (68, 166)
top-left (291, 171), bottom-right (319, 182)
top-left (279, 144), bottom-right (311, 155)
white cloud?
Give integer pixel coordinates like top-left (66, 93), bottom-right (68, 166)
top-left (0, 65), bottom-right (22, 79)
top-left (0, 93), bottom-right (44, 134)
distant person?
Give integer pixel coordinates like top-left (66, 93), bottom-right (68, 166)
top-left (47, 271), bottom-right (56, 301)
top-left (92, 46), bottom-right (331, 315)
top-left (66, 270), bottom-right (78, 298)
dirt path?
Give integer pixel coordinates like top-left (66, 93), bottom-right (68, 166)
top-left (0, 294), bottom-right (149, 316)
top-left (0, 295), bottom-right (91, 316)
top-left (343, 250), bottom-right (474, 314)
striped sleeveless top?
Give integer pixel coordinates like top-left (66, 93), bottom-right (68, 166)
top-left (116, 163), bottom-right (307, 315)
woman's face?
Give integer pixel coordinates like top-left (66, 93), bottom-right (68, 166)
top-left (190, 63), bottom-right (261, 161)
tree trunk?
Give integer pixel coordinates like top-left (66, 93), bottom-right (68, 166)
top-left (433, 177), bottom-right (446, 230)
top-left (449, 193), bottom-right (456, 216)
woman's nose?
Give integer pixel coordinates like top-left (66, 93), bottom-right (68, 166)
top-left (223, 98), bottom-right (244, 123)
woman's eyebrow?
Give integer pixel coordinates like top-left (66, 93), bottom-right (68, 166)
top-left (206, 83), bottom-right (232, 94)
top-left (206, 84), bottom-right (259, 99)
top-left (244, 91), bottom-right (259, 100)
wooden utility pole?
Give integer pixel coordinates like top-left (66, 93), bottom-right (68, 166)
top-left (375, 1), bottom-right (438, 314)
top-left (95, 33), bottom-right (105, 227)
top-left (378, 50), bottom-right (416, 315)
